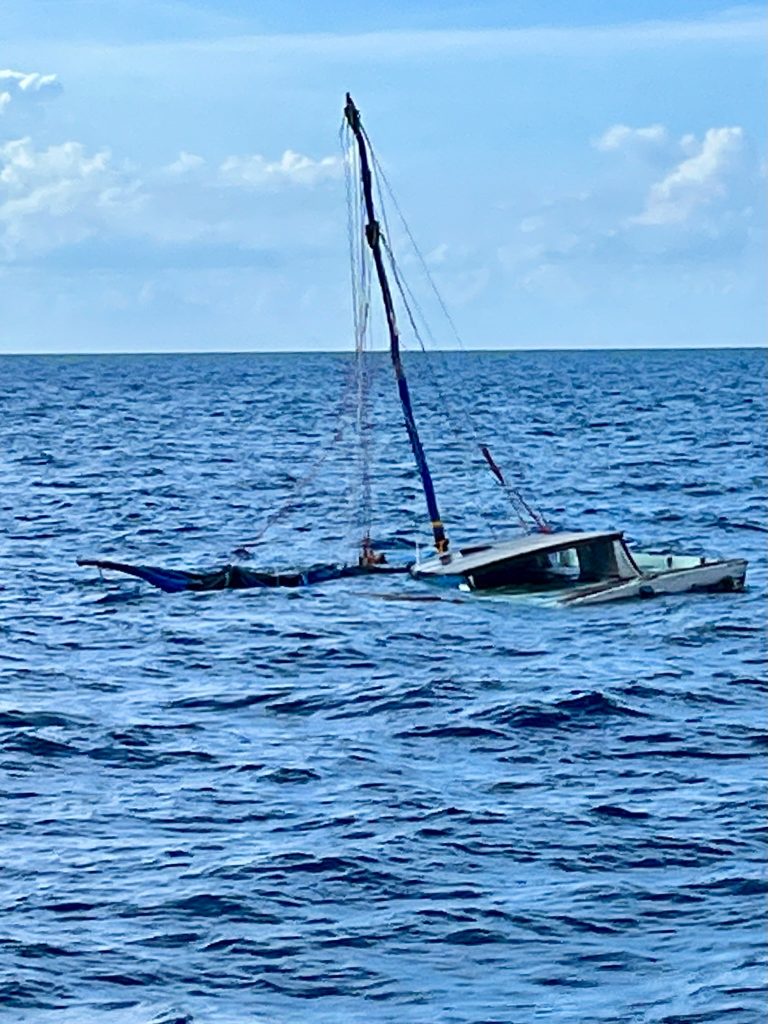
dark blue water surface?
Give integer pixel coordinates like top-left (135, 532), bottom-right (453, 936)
top-left (1, 348), bottom-right (766, 1024)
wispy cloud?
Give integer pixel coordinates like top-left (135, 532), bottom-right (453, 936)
top-left (127, 11), bottom-right (765, 61)
top-left (219, 150), bottom-right (343, 189)
top-left (159, 148), bottom-right (343, 188)
top-left (593, 124), bottom-right (668, 153)
top-left (162, 150), bottom-right (205, 177)
top-left (632, 127), bottom-right (744, 226)
top-left (0, 68), bottom-right (61, 114)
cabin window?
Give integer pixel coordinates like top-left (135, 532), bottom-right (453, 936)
top-left (575, 540), bottom-right (640, 581)
top-left (470, 538), bottom-right (638, 589)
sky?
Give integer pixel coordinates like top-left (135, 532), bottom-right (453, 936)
top-left (0, 1), bottom-right (765, 352)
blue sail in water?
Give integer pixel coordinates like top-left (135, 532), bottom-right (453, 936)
top-left (77, 558), bottom-right (407, 593)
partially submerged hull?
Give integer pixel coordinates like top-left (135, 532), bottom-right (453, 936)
top-left (557, 555), bottom-right (747, 606)
top-left (412, 530), bottom-right (748, 606)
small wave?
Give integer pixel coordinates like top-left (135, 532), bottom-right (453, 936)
top-left (203, 937), bottom-right (301, 959)
top-left (717, 518), bottom-right (768, 533)
top-left (494, 646), bottom-right (547, 658)
top-left (318, 934), bottom-right (378, 949)
top-left (4, 733), bottom-right (79, 758)
top-left (620, 732), bottom-right (683, 744)
top-left (555, 692), bottom-right (648, 717)
top-left (131, 932), bottom-right (200, 948)
top-left (168, 692), bottom-right (282, 711)
top-left (592, 804), bottom-right (650, 820)
top-left (42, 901), bottom-right (101, 915)
top-left (556, 914), bottom-right (620, 935)
top-left (263, 766), bottom-right (319, 784)
top-left (685, 877), bottom-right (768, 897)
top-left (161, 894), bottom-right (258, 920)
top-left (95, 588), bottom-right (144, 604)
top-left (616, 747), bottom-right (751, 761)
top-left (87, 973), bottom-right (151, 987)
top-left (396, 724), bottom-right (506, 740)
top-left (0, 710), bottom-right (85, 729)
top-left (440, 927), bottom-right (507, 945)
top-left (0, 940), bottom-right (79, 958)
top-left (0, 979), bottom-right (65, 1010)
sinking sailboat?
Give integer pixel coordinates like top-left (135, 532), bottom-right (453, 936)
top-left (342, 93), bottom-right (747, 605)
top-left (78, 95), bottom-right (747, 604)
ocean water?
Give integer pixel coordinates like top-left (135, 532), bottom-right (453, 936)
top-left (0, 347), bottom-right (765, 1024)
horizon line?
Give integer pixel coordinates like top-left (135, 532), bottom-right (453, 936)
top-left (1, 344), bottom-right (765, 357)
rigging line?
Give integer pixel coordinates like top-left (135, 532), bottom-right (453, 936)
top-left (367, 134), bottom-right (547, 532)
top-left (369, 142), bottom-right (500, 439)
top-left (366, 131), bottom-right (466, 352)
top-left (342, 120), bottom-right (379, 551)
top-left (376, 217), bottom-right (503, 504)
top-left (382, 237), bottom-right (546, 535)
top-left (354, 279), bottom-right (374, 540)
top-left (375, 211), bottom-right (535, 533)
top-left (367, 134), bottom-right (535, 442)
top-left (369, 163), bottom-right (497, 500)
top-left (381, 243), bottom-right (515, 534)
top-left (382, 236), bottom-right (479, 438)
top-left (354, 114), bottom-right (545, 541)
top-left (234, 357), bottom-right (361, 552)
top-left (349, 128), bottom-right (373, 544)
top-left (341, 125), bottom-right (364, 354)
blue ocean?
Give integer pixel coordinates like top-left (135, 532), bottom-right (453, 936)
top-left (1, 347), bottom-right (765, 1024)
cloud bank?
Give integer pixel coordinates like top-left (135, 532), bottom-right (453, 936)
top-left (0, 135), bottom-right (347, 261)
top-left (0, 137), bottom-right (139, 257)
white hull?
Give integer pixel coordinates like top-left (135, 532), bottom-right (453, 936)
top-left (412, 530), bottom-right (748, 606)
top-left (557, 556), bottom-right (747, 606)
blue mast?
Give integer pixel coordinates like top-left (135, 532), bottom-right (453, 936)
top-left (344, 93), bottom-right (449, 555)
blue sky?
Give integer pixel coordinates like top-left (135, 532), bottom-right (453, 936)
top-left (0, 1), bottom-right (765, 352)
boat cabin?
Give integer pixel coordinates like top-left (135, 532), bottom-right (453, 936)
top-left (414, 530), bottom-right (641, 591)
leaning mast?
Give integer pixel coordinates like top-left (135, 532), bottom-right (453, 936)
top-left (343, 93), bottom-right (449, 555)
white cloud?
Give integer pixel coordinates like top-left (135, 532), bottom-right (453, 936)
top-left (163, 150), bottom-right (205, 176)
top-left (0, 69), bottom-right (61, 113)
top-left (632, 126), bottom-right (743, 226)
top-left (498, 121), bottom-right (761, 291)
top-left (593, 124), bottom-right (667, 152)
top-left (0, 137), bottom-right (141, 257)
top-left (219, 149), bottom-right (343, 189)
top-left (0, 133), bottom-right (348, 262)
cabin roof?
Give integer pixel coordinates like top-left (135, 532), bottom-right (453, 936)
top-left (421, 530), bottom-right (624, 575)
